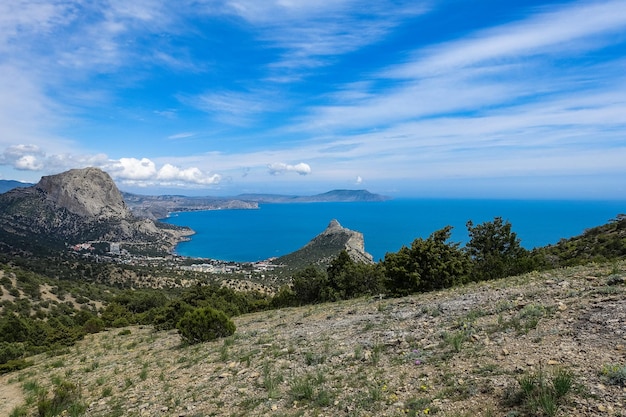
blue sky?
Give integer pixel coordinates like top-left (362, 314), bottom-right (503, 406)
top-left (1, 0), bottom-right (625, 198)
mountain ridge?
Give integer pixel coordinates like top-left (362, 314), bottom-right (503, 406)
top-left (235, 189), bottom-right (390, 203)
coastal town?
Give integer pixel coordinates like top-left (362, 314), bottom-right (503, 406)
top-left (69, 240), bottom-right (283, 283)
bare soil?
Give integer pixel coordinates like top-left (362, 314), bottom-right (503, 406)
top-left (2, 262), bottom-right (625, 416)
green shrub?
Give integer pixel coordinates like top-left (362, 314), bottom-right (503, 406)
top-left (152, 300), bottom-right (193, 331)
top-left (466, 217), bottom-right (533, 281)
top-left (176, 307), bottom-right (236, 345)
top-left (383, 226), bottom-right (470, 295)
top-left (291, 266), bottom-right (328, 304)
top-left (270, 285), bottom-right (297, 308)
top-left (82, 317), bottom-right (105, 334)
top-left (601, 363), bottom-right (626, 386)
top-left (37, 380), bottom-right (86, 417)
top-left (0, 341), bottom-right (25, 364)
top-left (0, 358), bottom-right (33, 374)
top-left (510, 367), bottom-right (574, 417)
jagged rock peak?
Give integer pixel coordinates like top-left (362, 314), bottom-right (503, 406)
top-left (325, 219), bottom-right (343, 232)
top-left (313, 219), bottom-right (374, 264)
top-left (35, 167), bottom-right (131, 220)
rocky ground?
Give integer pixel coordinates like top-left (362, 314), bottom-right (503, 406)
top-left (2, 262), bottom-right (626, 417)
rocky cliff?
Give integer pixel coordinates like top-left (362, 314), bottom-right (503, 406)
top-left (275, 219), bottom-right (373, 268)
top-left (36, 168), bottom-right (132, 220)
top-left (0, 168), bottom-right (191, 255)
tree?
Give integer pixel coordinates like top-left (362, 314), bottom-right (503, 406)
top-left (325, 250), bottom-right (384, 300)
top-left (292, 266), bottom-right (328, 304)
top-left (465, 217), bottom-right (531, 281)
top-left (176, 307), bottom-right (235, 344)
top-left (382, 226), bottom-right (470, 296)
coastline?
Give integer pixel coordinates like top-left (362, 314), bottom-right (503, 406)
top-left (162, 199), bottom-right (626, 263)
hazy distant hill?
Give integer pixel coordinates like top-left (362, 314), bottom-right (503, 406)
top-left (236, 189), bottom-right (390, 203)
top-left (123, 189), bottom-right (389, 219)
top-left (0, 180), bottom-right (33, 194)
top-left (122, 192), bottom-right (258, 219)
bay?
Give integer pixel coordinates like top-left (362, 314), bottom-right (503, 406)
top-left (162, 199), bottom-right (625, 262)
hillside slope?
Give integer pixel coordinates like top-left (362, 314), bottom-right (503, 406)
top-left (2, 262), bottom-right (624, 417)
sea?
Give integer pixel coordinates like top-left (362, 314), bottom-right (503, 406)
top-left (162, 199), bottom-right (626, 263)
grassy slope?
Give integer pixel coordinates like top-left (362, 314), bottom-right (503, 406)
top-left (3, 261), bottom-right (625, 417)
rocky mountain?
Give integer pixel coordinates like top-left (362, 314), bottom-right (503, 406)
top-left (275, 219), bottom-right (374, 268)
top-left (0, 168), bottom-right (191, 255)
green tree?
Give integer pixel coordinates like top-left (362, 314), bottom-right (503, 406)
top-left (0, 315), bottom-right (30, 343)
top-left (291, 266), bottom-right (328, 304)
top-left (152, 299), bottom-right (194, 331)
top-left (382, 246), bottom-right (419, 296)
top-left (176, 307), bottom-right (235, 344)
top-left (465, 217), bottom-right (531, 281)
top-left (326, 251), bottom-right (383, 300)
top-left (383, 226), bottom-right (470, 296)
top-left (270, 285), bottom-right (297, 308)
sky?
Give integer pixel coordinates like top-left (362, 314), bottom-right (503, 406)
top-left (1, 0), bottom-right (625, 199)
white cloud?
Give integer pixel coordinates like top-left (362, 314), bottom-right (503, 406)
top-left (156, 163), bottom-right (221, 185)
top-left (0, 144), bottom-right (46, 171)
top-left (267, 162), bottom-right (312, 176)
top-left (101, 157), bottom-right (221, 187)
top-left (106, 157), bottom-right (157, 180)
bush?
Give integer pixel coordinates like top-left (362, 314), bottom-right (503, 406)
top-left (325, 251), bottom-right (384, 300)
top-left (382, 226), bottom-right (470, 296)
top-left (0, 341), bottom-right (25, 364)
top-left (37, 380), bottom-right (86, 417)
top-left (508, 367), bottom-right (574, 417)
top-left (82, 317), bottom-right (105, 334)
top-left (270, 285), bottom-right (297, 308)
top-left (176, 307), bottom-right (236, 345)
top-left (466, 217), bottom-right (533, 281)
top-left (601, 363), bottom-right (626, 386)
top-left (0, 358), bottom-right (33, 374)
top-left (292, 266), bottom-right (328, 305)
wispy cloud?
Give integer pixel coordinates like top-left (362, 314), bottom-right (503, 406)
top-left (183, 90), bottom-right (282, 125)
top-left (167, 132), bottom-right (196, 140)
top-left (216, 0), bottom-right (429, 79)
top-left (0, 0), bottom-right (624, 197)
top-left (279, 0), bottom-right (626, 187)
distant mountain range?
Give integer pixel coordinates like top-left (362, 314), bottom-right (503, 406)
top-left (124, 189), bottom-right (389, 219)
top-left (235, 189), bottom-right (390, 203)
top-left (0, 179), bottom-right (33, 193)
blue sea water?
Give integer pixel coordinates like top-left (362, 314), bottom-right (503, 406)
top-left (162, 199), bottom-right (626, 263)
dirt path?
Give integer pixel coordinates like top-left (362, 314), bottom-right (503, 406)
top-left (0, 374), bottom-right (24, 415)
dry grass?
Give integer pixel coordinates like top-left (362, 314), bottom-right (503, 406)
top-left (3, 262), bottom-right (626, 417)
